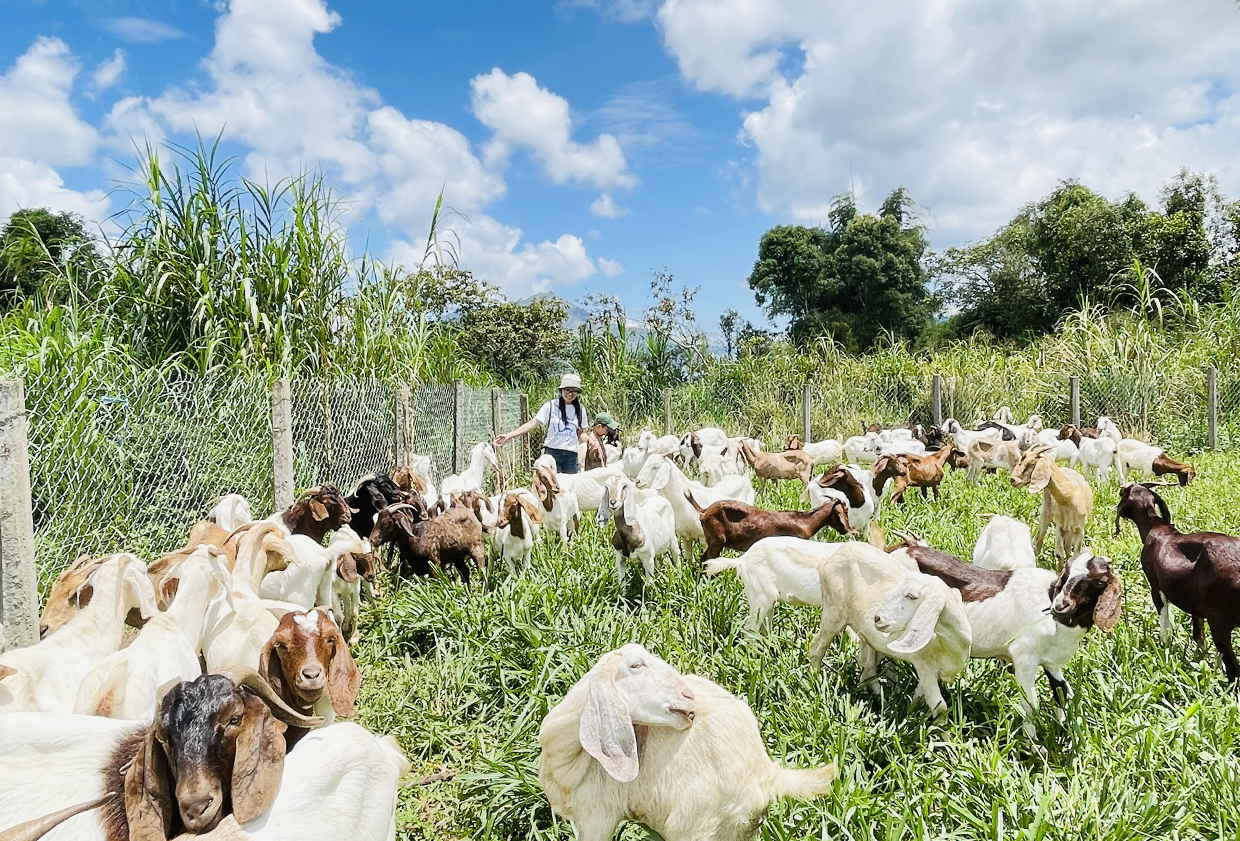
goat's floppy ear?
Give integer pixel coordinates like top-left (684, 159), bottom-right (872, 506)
top-left (0, 663), bottom-right (15, 681)
top-left (328, 623), bottom-right (361, 718)
top-left (231, 693), bottom-right (286, 824)
top-left (258, 633), bottom-right (287, 702)
top-left (337, 553), bottom-right (359, 584)
top-left (124, 727), bottom-right (174, 841)
top-left (622, 485), bottom-right (638, 527)
top-left (519, 497), bottom-right (544, 524)
top-left (1026, 457), bottom-right (1052, 495)
top-left (310, 499), bottom-right (330, 521)
top-left (123, 561), bottom-right (159, 621)
top-left (578, 659), bottom-right (639, 782)
top-left (1094, 569), bottom-right (1123, 632)
top-left (651, 462), bottom-right (671, 491)
top-left (889, 583), bottom-right (947, 655)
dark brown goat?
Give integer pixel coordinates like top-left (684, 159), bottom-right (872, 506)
top-left (259, 608), bottom-right (360, 749)
top-left (685, 492), bottom-right (853, 562)
top-left (890, 539), bottom-right (1014, 603)
top-left (871, 446), bottom-right (956, 504)
top-left (1057, 425), bottom-right (1098, 444)
top-left (281, 486), bottom-right (355, 544)
top-left (1151, 453), bottom-right (1196, 486)
top-left (814, 465), bottom-right (868, 508)
top-left (1116, 483), bottom-right (1240, 680)
top-left (370, 503), bottom-right (485, 583)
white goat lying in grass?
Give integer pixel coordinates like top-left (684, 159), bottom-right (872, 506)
top-left (538, 644), bottom-right (835, 841)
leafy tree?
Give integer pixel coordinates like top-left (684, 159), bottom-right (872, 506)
top-left (748, 188), bottom-right (934, 350)
top-left (456, 296), bottom-right (571, 386)
top-left (719, 309), bottom-right (739, 358)
top-left (0, 208), bottom-right (98, 307)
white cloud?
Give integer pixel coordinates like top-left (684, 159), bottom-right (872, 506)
top-left (598, 257), bottom-right (625, 276)
top-left (471, 68), bottom-right (636, 190)
top-left (590, 193), bottom-right (629, 218)
top-left (652, 0), bottom-right (1240, 243)
top-left (0, 39), bottom-right (108, 220)
top-left (103, 0), bottom-right (615, 296)
top-left (561, 0), bottom-right (657, 23)
top-left (103, 18), bottom-right (188, 44)
top-left (90, 50), bottom-right (126, 91)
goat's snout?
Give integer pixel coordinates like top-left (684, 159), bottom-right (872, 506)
top-left (176, 781), bottom-right (223, 832)
top-left (299, 665), bottom-right (324, 686)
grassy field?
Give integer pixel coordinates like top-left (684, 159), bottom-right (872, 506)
top-left (353, 454), bottom-right (1240, 841)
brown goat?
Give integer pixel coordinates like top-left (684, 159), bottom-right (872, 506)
top-left (259, 607), bottom-right (360, 748)
top-left (686, 492), bottom-right (853, 562)
top-left (783, 434), bottom-right (804, 450)
top-left (1116, 483), bottom-right (1240, 681)
top-left (1057, 425), bottom-right (1098, 443)
top-left (370, 503), bottom-right (485, 583)
top-left (737, 440), bottom-right (816, 492)
top-left (871, 446), bottom-right (956, 504)
top-left (1152, 453), bottom-right (1196, 486)
top-left (281, 485), bottom-right (356, 544)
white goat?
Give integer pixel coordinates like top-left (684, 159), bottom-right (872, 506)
top-left (72, 547), bottom-right (224, 720)
top-left (1096, 416), bottom-right (1122, 444)
top-left (800, 437), bottom-right (845, 466)
top-left (531, 464), bottom-right (580, 543)
top-left (440, 441), bottom-right (498, 496)
top-left (806, 542), bottom-right (972, 716)
top-left (208, 493), bottom-right (253, 532)
top-left (538, 644), bottom-right (835, 841)
top-left (637, 429), bottom-right (681, 458)
top-left (843, 432), bottom-right (882, 464)
top-left (635, 455), bottom-right (755, 557)
top-left (877, 438), bottom-right (927, 457)
top-left (621, 445), bottom-right (650, 479)
top-left (698, 440), bottom-right (747, 487)
top-left (494, 491), bottom-right (543, 575)
top-left (596, 476), bottom-right (680, 586)
top-left (705, 537), bottom-right (851, 631)
top-left (807, 464), bottom-right (876, 534)
top-left (1036, 428), bottom-right (1079, 463)
top-left (259, 526), bottom-right (366, 609)
top-left (972, 515), bottom-right (1036, 570)
top-left (943, 418), bottom-right (1003, 453)
top-left (559, 463), bottom-right (625, 513)
top-left (1070, 434), bottom-right (1121, 483)
top-left (0, 554), bottom-right (158, 714)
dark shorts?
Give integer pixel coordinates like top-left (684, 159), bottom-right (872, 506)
top-left (544, 447), bottom-right (579, 474)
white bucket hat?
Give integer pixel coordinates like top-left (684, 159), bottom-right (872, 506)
top-left (558, 373), bottom-right (582, 391)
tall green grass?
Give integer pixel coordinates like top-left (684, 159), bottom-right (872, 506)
top-left (356, 453), bottom-right (1240, 841)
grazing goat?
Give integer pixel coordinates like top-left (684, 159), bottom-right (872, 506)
top-left (440, 442), bottom-right (498, 496)
top-left (259, 607), bottom-right (360, 748)
top-left (635, 455), bottom-right (754, 558)
top-left (804, 541), bottom-right (973, 716)
top-left (0, 554), bottom-right (158, 714)
top-left (965, 437), bottom-right (1020, 481)
top-left (1060, 425), bottom-right (1121, 482)
top-left (1010, 445), bottom-right (1094, 560)
top-left (704, 536), bottom-right (853, 632)
top-left (972, 515), bottom-right (1036, 570)
top-left (1116, 483), bottom-right (1240, 681)
top-left (686, 494), bottom-right (853, 562)
top-left (0, 669), bottom-right (322, 840)
top-left (1117, 439), bottom-right (1195, 486)
top-left (73, 547), bottom-right (226, 721)
top-left (871, 446), bottom-right (955, 503)
top-left (538, 644), bottom-right (834, 841)
top-left (370, 503), bottom-right (485, 584)
top-left (808, 464), bottom-right (877, 534)
top-left (901, 541), bottom-right (1120, 736)
top-left (531, 464), bottom-right (580, 542)
top-left (737, 440), bottom-right (815, 491)
top-left (596, 476), bottom-right (680, 588)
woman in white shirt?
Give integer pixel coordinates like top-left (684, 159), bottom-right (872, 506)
top-left (494, 373), bottom-right (589, 473)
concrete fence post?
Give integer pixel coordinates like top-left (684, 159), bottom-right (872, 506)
top-left (1069, 376), bottom-right (1081, 429)
top-left (664, 390), bottom-right (673, 436)
top-left (520, 394), bottom-right (531, 468)
top-left (802, 383), bottom-right (812, 442)
top-left (0, 379), bottom-right (38, 648)
top-left (453, 380), bottom-right (466, 475)
top-left (1207, 366), bottom-right (1218, 450)
top-left (271, 378), bottom-right (295, 512)
top-left (395, 385), bottom-right (413, 466)
top-left (491, 387), bottom-right (505, 489)
top-left (932, 375), bottom-right (943, 427)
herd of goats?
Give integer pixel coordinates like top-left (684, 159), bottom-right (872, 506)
top-left (1, 405), bottom-right (1238, 841)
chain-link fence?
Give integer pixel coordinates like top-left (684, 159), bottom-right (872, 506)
top-left (293, 378), bottom-right (397, 491)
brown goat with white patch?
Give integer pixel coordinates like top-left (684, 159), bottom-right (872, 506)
top-left (276, 485), bottom-right (356, 544)
top-left (259, 608), bottom-right (360, 749)
top-left (685, 492), bottom-right (853, 562)
top-left (871, 446), bottom-right (956, 504)
top-left (737, 440), bottom-right (815, 492)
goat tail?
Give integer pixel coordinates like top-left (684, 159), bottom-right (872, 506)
top-left (683, 489), bottom-right (706, 515)
top-left (768, 763), bottom-right (836, 801)
top-left (703, 556), bottom-right (739, 576)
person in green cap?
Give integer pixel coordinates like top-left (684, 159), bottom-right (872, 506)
top-left (591, 411), bottom-right (622, 450)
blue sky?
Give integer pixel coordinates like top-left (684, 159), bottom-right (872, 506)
top-left (3, 0), bottom-right (1239, 337)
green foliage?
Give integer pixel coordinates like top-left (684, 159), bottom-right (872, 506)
top-left (458, 297), bottom-right (572, 386)
top-left (748, 188), bottom-right (935, 351)
top-left (0, 207), bottom-right (99, 308)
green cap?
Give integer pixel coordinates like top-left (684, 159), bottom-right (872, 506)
top-left (593, 412), bottom-right (619, 430)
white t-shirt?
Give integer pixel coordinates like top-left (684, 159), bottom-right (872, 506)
top-left (536, 399), bottom-right (587, 451)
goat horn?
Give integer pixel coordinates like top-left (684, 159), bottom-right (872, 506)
top-left (0, 794), bottom-right (116, 841)
top-left (215, 667), bottom-right (326, 728)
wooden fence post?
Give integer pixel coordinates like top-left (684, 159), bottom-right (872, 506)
top-left (520, 394), bottom-right (531, 467)
top-left (453, 380), bottom-right (466, 475)
top-left (664, 390), bottom-right (673, 436)
top-left (932, 375), bottom-right (943, 427)
top-left (271, 378), bottom-right (294, 512)
top-left (491, 388), bottom-right (505, 489)
top-left (802, 383), bottom-right (812, 442)
top-left (1069, 376), bottom-right (1081, 429)
top-left (394, 387), bottom-right (414, 468)
top-left (0, 379), bottom-right (39, 648)
top-left (1208, 366), bottom-right (1218, 450)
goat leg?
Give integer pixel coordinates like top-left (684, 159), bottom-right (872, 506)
top-left (1210, 621), bottom-right (1240, 683)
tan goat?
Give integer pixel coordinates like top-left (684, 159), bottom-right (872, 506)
top-left (1010, 444), bottom-right (1094, 560)
top-left (737, 440), bottom-right (816, 492)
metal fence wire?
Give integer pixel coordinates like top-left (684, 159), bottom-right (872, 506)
top-left (411, 384), bottom-right (455, 480)
top-left (292, 378), bottom-right (396, 492)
